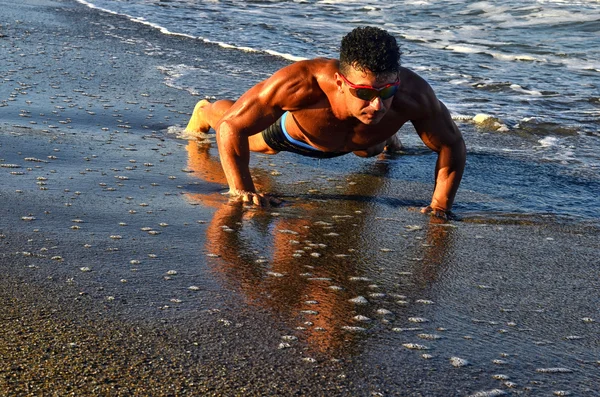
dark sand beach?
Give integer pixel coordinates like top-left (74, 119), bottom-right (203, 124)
top-left (1, 1), bottom-right (599, 396)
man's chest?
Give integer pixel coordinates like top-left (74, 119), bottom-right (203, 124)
top-left (288, 109), bottom-right (408, 151)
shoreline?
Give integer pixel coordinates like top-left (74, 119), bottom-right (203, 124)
top-left (1, 1), bottom-right (599, 395)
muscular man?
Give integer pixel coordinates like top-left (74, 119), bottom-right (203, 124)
top-left (185, 26), bottom-right (466, 218)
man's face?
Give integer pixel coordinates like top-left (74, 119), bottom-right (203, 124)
top-left (337, 67), bottom-right (399, 125)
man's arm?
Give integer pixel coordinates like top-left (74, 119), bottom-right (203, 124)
top-left (410, 87), bottom-right (466, 217)
top-left (215, 61), bottom-right (321, 205)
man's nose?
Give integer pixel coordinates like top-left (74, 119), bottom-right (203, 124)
top-left (370, 96), bottom-right (383, 110)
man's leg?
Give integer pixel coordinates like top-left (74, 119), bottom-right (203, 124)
top-left (185, 99), bottom-right (277, 154)
top-left (353, 133), bottom-right (403, 157)
top-left (185, 99), bottom-right (235, 134)
top-left (384, 133), bottom-right (403, 153)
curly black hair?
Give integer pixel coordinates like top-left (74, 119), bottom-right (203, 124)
top-left (339, 26), bottom-right (401, 76)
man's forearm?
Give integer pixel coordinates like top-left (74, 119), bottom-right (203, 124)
top-left (216, 122), bottom-right (256, 194)
top-left (430, 140), bottom-right (466, 212)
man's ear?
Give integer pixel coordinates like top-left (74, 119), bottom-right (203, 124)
top-left (334, 73), bottom-right (344, 92)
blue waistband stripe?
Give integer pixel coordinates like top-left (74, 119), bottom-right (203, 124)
top-left (280, 112), bottom-right (320, 151)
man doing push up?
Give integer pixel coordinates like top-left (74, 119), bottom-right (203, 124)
top-left (185, 26), bottom-right (466, 218)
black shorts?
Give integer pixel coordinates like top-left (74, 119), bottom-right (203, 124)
top-left (261, 112), bottom-right (349, 159)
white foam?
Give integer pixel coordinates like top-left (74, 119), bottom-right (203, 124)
top-left (445, 44), bottom-right (486, 54)
top-left (75, 0), bottom-right (306, 63)
top-left (499, 9), bottom-right (600, 29)
top-left (165, 125), bottom-right (202, 141)
top-left (401, 0), bottom-right (433, 5)
top-left (538, 136), bottom-right (560, 148)
top-left (448, 78), bottom-right (471, 87)
top-left (415, 35), bottom-right (552, 68)
top-left (400, 33), bottom-right (430, 43)
top-left (464, 1), bottom-right (600, 29)
top-left (129, 17), bottom-right (196, 40)
top-left (491, 52), bottom-right (545, 63)
top-left (441, 38), bottom-right (597, 73)
top-left (468, 390), bottom-right (506, 397)
top-left (318, 0), bottom-right (361, 3)
top-left (452, 114), bottom-right (474, 121)
top-left (559, 57), bottom-right (600, 73)
top-left (156, 65), bottom-right (201, 96)
top-left (265, 49), bottom-right (307, 62)
top-left (509, 84), bottom-right (543, 96)
top-left (74, 0), bottom-right (119, 15)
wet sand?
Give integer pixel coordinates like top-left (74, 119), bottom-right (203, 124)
top-left (1, 1), bottom-right (600, 396)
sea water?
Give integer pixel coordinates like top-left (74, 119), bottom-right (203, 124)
top-left (75, 0), bottom-right (600, 221)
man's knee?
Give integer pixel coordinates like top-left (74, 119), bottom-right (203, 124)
top-left (210, 100), bottom-right (235, 121)
top-left (353, 135), bottom-right (403, 157)
top-left (353, 142), bottom-right (386, 158)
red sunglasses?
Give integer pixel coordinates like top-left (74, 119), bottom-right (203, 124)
top-left (339, 73), bottom-right (400, 101)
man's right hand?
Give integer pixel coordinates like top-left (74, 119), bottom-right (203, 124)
top-left (230, 190), bottom-right (281, 207)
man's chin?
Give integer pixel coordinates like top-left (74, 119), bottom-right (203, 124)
top-left (361, 115), bottom-right (383, 125)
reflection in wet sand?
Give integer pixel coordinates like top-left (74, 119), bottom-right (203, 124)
top-left (204, 203), bottom-right (360, 355)
top-left (182, 139), bottom-right (456, 358)
top-left (179, 139), bottom-right (600, 394)
top-left (414, 217), bottom-right (457, 288)
top-left (185, 139), bottom-right (225, 186)
top-left (183, 139), bottom-right (277, 206)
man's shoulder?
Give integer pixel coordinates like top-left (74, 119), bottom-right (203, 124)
top-left (276, 58), bottom-right (337, 91)
top-left (295, 57), bottom-right (337, 67)
top-left (262, 59), bottom-right (334, 110)
top-left (393, 67), bottom-right (439, 118)
top-left (285, 58), bottom-right (338, 75)
top-left (398, 67), bottom-right (430, 90)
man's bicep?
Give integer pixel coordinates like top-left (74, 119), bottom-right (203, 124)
top-left (217, 82), bottom-right (285, 138)
top-left (218, 62), bottom-right (312, 136)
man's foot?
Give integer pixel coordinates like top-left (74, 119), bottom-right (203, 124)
top-left (384, 134), bottom-right (403, 153)
top-left (185, 99), bottom-right (212, 135)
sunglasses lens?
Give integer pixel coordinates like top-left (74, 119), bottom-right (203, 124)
top-left (379, 85), bottom-right (398, 100)
top-left (354, 88), bottom-right (377, 101)
top-left (351, 85), bottom-right (398, 101)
